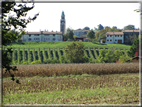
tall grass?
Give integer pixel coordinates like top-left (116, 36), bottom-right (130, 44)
top-left (3, 63), bottom-right (139, 78)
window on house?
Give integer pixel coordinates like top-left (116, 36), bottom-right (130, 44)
top-left (115, 35), bottom-right (116, 37)
top-left (29, 34), bottom-right (31, 37)
top-left (115, 40), bottom-right (117, 41)
top-left (107, 35), bottom-right (109, 37)
top-left (120, 35), bottom-right (122, 37)
top-left (118, 35), bottom-right (119, 37)
top-left (53, 38), bottom-right (55, 41)
top-left (107, 40), bottom-right (109, 41)
top-left (110, 39), bottom-right (112, 41)
top-left (35, 34), bottom-right (39, 36)
top-left (53, 34), bottom-right (55, 36)
top-left (110, 35), bottom-right (112, 37)
top-left (29, 38), bottom-right (31, 41)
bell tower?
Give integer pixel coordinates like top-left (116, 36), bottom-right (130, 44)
top-left (60, 11), bottom-right (66, 35)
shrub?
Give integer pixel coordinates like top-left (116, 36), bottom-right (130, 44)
top-left (113, 50), bottom-right (123, 62)
top-left (60, 55), bottom-right (70, 63)
top-left (97, 49), bottom-right (107, 63)
top-left (30, 60), bottom-right (42, 64)
top-left (21, 61), bottom-right (29, 65)
top-left (43, 59), bottom-right (52, 64)
top-left (50, 59), bottom-right (60, 64)
top-left (44, 59), bottom-right (60, 64)
top-left (65, 41), bottom-right (85, 63)
top-left (10, 61), bottom-right (18, 65)
top-left (81, 56), bottom-right (90, 63)
top-left (119, 55), bottom-right (130, 63)
top-left (127, 38), bottom-right (139, 58)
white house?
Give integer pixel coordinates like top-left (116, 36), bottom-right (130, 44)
top-left (106, 32), bottom-right (124, 44)
top-left (22, 31), bottom-right (63, 42)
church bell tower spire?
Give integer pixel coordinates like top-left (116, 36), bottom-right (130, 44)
top-left (60, 11), bottom-right (66, 35)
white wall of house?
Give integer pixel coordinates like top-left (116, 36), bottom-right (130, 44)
top-left (22, 34), bottom-right (63, 42)
top-left (106, 35), bottom-right (124, 43)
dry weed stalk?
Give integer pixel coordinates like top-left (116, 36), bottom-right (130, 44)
top-left (3, 63), bottom-right (139, 78)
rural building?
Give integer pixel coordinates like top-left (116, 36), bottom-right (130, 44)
top-left (22, 11), bottom-right (65, 42)
top-left (122, 30), bottom-right (139, 44)
top-left (73, 29), bottom-right (90, 41)
top-left (106, 32), bottom-right (124, 44)
top-left (106, 30), bottom-right (140, 44)
top-left (100, 37), bottom-right (106, 43)
top-left (22, 31), bottom-right (63, 42)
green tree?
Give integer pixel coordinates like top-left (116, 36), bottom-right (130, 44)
top-left (73, 35), bottom-right (77, 41)
top-left (65, 41), bottom-right (85, 63)
top-left (97, 49), bottom-right (107, 63)
top-left (87, 30), bottom-right (95, 41)
top-left (97, 24), bottom-right (104, 30)
top-left (66, 28), bottom-right (74, 40)
top-left (2, 1), bottom-right (39, 83)
top-left (83, 26), bottom-right (90, 30)
top-left (127, 39), bottom-right (139, 57)
top-left (104, 49), bottom-right (114, 63)
top-left (119, 55), bottom-right (130, 63)
top-left (113, 50), bottom-right (123, 61)
top-left (124, 25), bottom-right (135, 30)
top-left (63, 34), bottom-right (68, 41)
top-left (112, 26), bottom-right (117, 29)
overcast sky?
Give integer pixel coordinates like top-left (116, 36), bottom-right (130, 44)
top-left (24, 3), bottom-right (140, 32)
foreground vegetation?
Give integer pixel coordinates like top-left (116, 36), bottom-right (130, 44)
top-left (3, 73), bottom-right (139, 104)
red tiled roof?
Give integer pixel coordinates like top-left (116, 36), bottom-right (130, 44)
top-left (43, 32), bottom-right (62, 34)
top-left (27, 32), bottom-right (41, 34)
top-left (106, 32), bottom-right (124, 35)
top-left (74, 30), bottom-right (90, 31)
top-left (122, 30), bottom-right (140, 32)
top-left (25, 31), bottom-right (62, 35)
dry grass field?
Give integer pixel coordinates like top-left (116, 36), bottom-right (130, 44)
top-left (3, 63), bottom-right (139, 78)
top-left (3, 63), bottom-right (139, 104)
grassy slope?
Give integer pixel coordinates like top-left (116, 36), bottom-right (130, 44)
top-left (3, 73), bottom-right (139, 104)
top-left (4, 41), bottom-right (131, 49)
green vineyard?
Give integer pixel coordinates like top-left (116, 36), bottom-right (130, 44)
top-left (3, 47), bottom-right (129, 65)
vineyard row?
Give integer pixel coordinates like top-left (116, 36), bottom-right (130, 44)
top-left (3, 47), bottom-right (128, 64)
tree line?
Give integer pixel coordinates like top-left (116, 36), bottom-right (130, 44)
top-left (63, 24), bottom-right (139, 43)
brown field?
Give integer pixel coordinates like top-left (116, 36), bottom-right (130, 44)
top-left (3, 63), bottom-right (139, 78)
top-left (3, 63), bottom-right (140, 104)
top-left (3, 73), bottom-right (139, 104)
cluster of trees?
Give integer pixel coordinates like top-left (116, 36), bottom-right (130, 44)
top-left (63, 28), bottom-right (74, 41)
top-left (64, 41), bottom-right (133, 64)
top-left (94, 27), bottom-right (121, 42)
top-left (63, 24), bottom-right (139, 43)
top-left (63, 27), bottom-right (95, 42)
